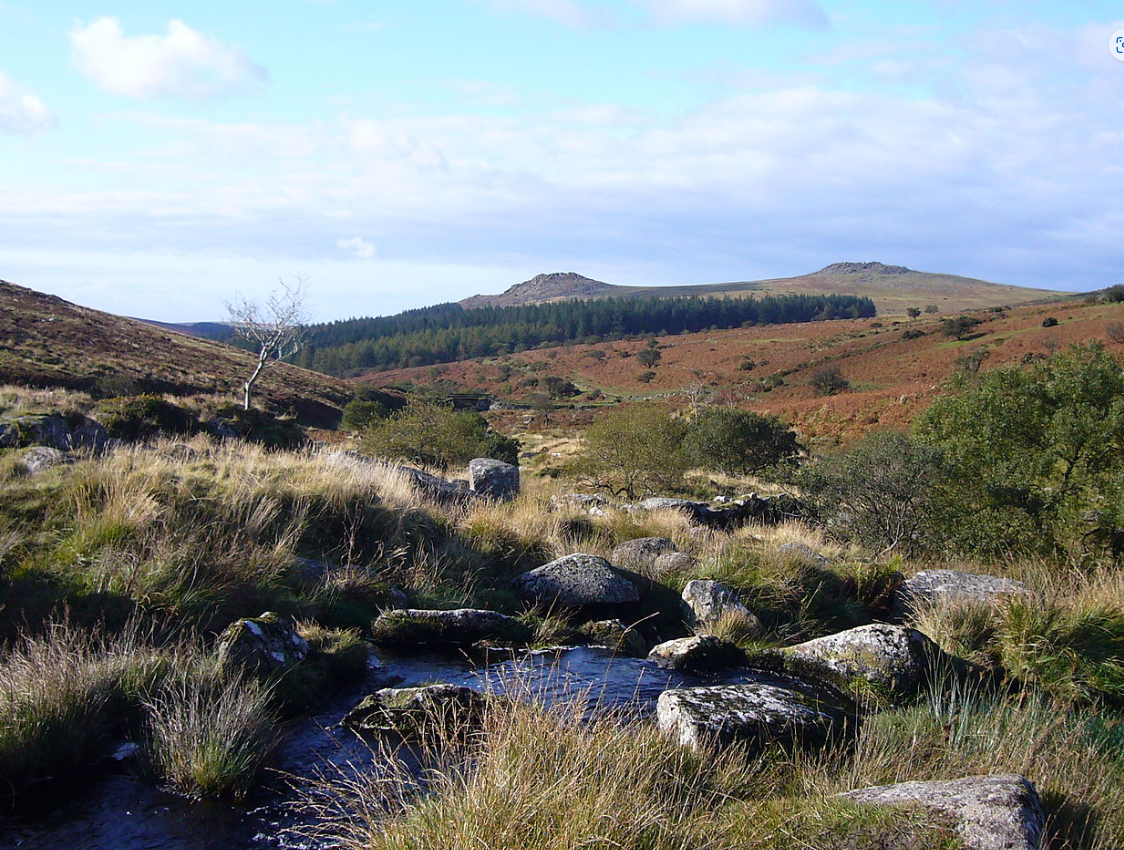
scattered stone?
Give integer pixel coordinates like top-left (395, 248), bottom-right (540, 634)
top-left (583, 619), bottom-right (648, 657)
top-left (551, 493), bottom-right (609, 514)
top-left (656, 679), bottom-right (853, 750)
top-left (20, 446), bottom-right (71, 475)
top-left (72, 417), bottom-right (110, 451)
top-left (649, 635), bottom-right (747, 673)
top-left (893, 570), bottom-right (1034, 619)
top-left (681, 580), bottom-right (762, 636)
top-left (783, 624), bottom-right (940, 700)
top-left (511, 553), bottom-right (642, 610)
top-left (0, 414), bottom-right (71, 450)
top-left (838, 774), bottom-right (1045, 850)
top-left (207, 417), bottom-right (240, 440)
top-left (611, 537), bottom-right (678, 570)
top-left (777, 542), bottom-right (828, 567)
top-left (370, 608), bottom-right (532, 646)
top-left (342, 684), bottom-right (491, 737)
top-left (652, 552), bottom-right (699, 576)
top-left (216, 612), bottom-right (309, 674)
top-left (468, 458), bottom-right (520, 501)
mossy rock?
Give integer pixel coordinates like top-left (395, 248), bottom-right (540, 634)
top-left (341, 684), bottom-right (493, 738)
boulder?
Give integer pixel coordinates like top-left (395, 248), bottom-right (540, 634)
top-left (20, 446), bottom-right (71, 475)
top-left (783, 624), bottom-right (939, 700)
top-left (681, 580), bottom-right (762, 636)
top-left (777, 542), bottom-right (828, 567)
top-left (370, 608), bottom-right (532, 646)
top-left (551, 493), bottom-right (608, 512)
top-left (648, 635), bottom-right (747, 673)
top-left (511, 553), bottom-right (642, 610)
top-left (71, 417), bottom-right (110, 451)
top-left (656, 679), bottom-right (853, 750)
top-left (611, 537), bottom-right (678, 570)
top-left (468, 458), bottom-right (519, 501)
top-left (216, 612), bottom-right (309, 674)
top-left (341, 684), bottom-right (491, 738)
top-left (583, 618), bottom-right (648, 657)
top-left (0, 414), bottom-right (71, 450)
top-left (652, 552), bottom-right (699, 576)
top-left (893, 570), bottom-right (1034, 619)
top-left (838, 774), bottom-right (1045, 850)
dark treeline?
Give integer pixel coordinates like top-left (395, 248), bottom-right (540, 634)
top-left (228, 293), bottom-right (875, 376)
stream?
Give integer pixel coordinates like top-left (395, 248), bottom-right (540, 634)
top-left (0, 646), bottom-right (738, 850)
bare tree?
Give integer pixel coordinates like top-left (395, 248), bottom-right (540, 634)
top-left (224, 275), bottom-right (310, 410)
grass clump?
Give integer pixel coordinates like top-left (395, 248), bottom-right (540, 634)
top-left (144, 674), bottom-right (278, 800)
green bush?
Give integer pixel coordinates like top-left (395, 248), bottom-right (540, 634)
top-left (810, 367), bottom-right (850, 396)
top-left (684, 407), bottom-right (802, 476)
top-left (340, 398), bottom-right (390, 432)
top-left (94, 394), bottom-right (197, 441)
top-left (916, 343), bottom-right (1124, 558)
top-left (360, 399), bottom-right (519, 470)
top-left (574, 404), bottom-right (689, 498)
top-left (206, 403), bottom-right (306, 449)
top-left (940, 316), bottom-right (981, 339)
top-left (636, 347), bottom-right (661, 368)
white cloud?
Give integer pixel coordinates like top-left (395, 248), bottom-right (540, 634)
top-left (632, 0), bottom-right (829, 28)
top-left (70, 17), bottom-right (267, 99)
top-left (336, 237), bottom-right (377, 258)
top-left (0, 71), bottom-right (54, 135)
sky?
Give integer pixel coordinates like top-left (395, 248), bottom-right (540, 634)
top-left (1, 1), bottom-right (1123, 323)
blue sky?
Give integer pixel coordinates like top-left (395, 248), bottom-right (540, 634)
top-left (1, 1), bottom-right (1123, 322)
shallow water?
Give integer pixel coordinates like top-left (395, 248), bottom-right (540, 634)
top-left (0, 647), bottom-right (725, 850)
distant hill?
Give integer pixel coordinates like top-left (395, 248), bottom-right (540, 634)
top-left (460, 262), bottom-right (1065, 315)
top-left (0, 280), bottom-right (352, 427)
top-left (131, 317), bottom-right (233, 339)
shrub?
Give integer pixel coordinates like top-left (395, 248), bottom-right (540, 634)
top-left (1107, 322), bottom-right (1124, 344)
top-left (924, 304), bottom-right (939, 313)
top-left (205, 403), bottom-right (306, 449)
top-left (684, 407), bottom-right (802, 476)
top-left (940, 315), bottom-right (981, 339)
top-left (738, 358), bottom-right (757, 371)
top-left (340, 398), bottom-right (390, 432)
top-left (361, 399), bottom-right (520, 470)
top-left (543, 376), bottom-right (579, 399)
top-left (574, 404), bottom-right (689, 498)
top-left (636, 348), bottom-right (661, 368)
top-left (1105, 284), bottom-right (1124, 302)
top-left (901, 328), bottom-right (924, 341)
top-left (906, 307), bottom-right (921, 318)
top-left (794, 431), bottom-right (944, 554)
top-left (94, 394), bottom-right (197, 441)
top-left (809, 366), bottom-right (850, 396)
top-left (916, 343), bottom-right (1124, 558)
top-left (636, 370), bottom-right (656, 383)
top-left (1042, 317), bottom-right (1059, 328)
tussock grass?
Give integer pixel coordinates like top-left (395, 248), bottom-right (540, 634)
top-left (144, 674), bottom-right (278, 800)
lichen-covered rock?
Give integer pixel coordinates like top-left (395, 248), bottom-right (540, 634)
top-left (583, 619), bottom-right (648, 657)
top-left (783, 624), bottom-right (939, 699)
top-left (341, 684), bottom-right (491, 737)
top-left (20, 446), bottom-right (71, 476)
top-left (648, 635), bottom-right (747, 673)
top-left (656, 680), bottom-right (853, 750)
top-left (611, 537), bottom-right (678, 570)
top-left (370, 608), bottom-right (532, 646)
top-left (893, 570), bottom-right (1034, 619)
top-left (468, 458), bottom-right (520, 501)
top-left (681, 580), bottom-right (762, 636)
top-left (550, 493), bottom-right (608, 512)
top-left (216, 612), bottom-right (308, 674)
top-left (652, 552), bottom-right (699, 576)
top-left (777, 542), bottom-right (828, 567)
top-left (511, 554), bottom-right (642, 609)
top-left (838, 774), bottom-right (1045, 850)
top-left (0, 414), bottom-right (72, 450)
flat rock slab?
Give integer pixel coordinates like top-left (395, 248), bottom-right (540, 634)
top-left (649, 635), bottom-right (747, 673)
top-left (512, 553), bottom-right (642, 609)
top-left (371, 608), bottom-right (532, 646)
top-left (894, 570), bottom-right (1034, 619)
top-left (783, 623), bottom-right (939, 699)
top-left (838, 774), bottom-right (1045, 850)
top-left (656, 679), bottom-right (853, 750)
top-left (341, 684), bottom-right (492, 738)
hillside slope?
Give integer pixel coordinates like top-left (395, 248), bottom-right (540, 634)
top-left (460, 262), bottom-right (1065, 316)
top-left (0, 280), bottom-right (350, 426)
top-left (363, 297), bottom-right (1124, 444)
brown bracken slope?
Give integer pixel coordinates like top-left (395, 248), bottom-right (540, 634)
top-left (0, 279), bottom-right (350, 426)
top-left (361, 296), bottom-right (1124, 445)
